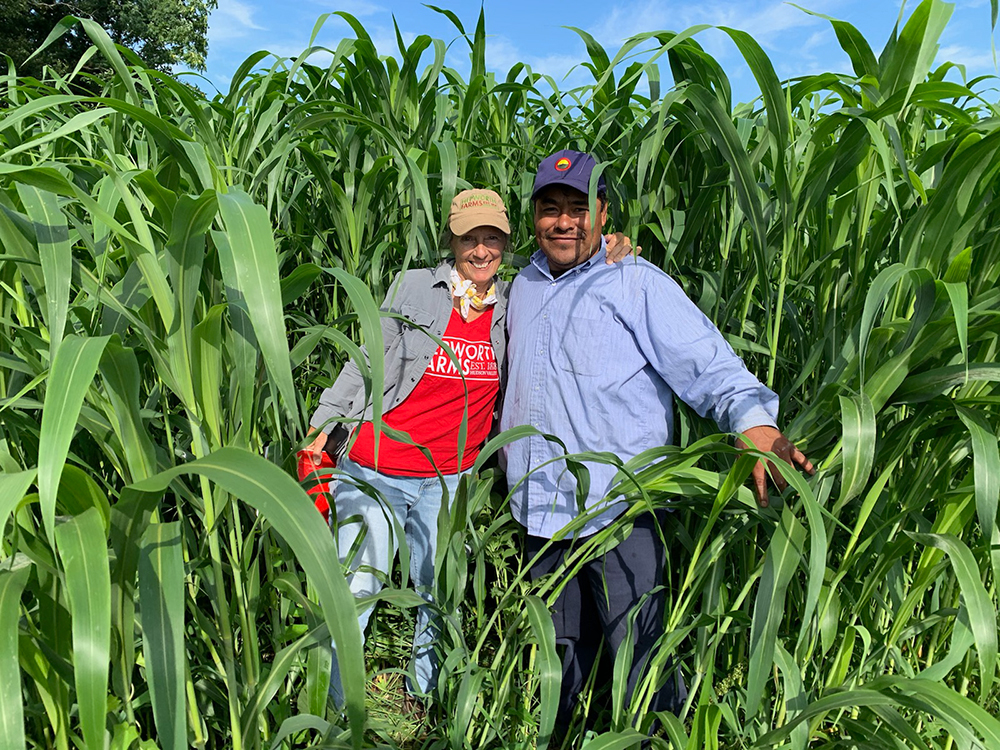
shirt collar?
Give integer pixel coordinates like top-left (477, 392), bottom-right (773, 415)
top-left (433, 259), bottom-right (455, 286)
top-left (434, 258), bottom-right (506, 315)
top-left (530, 236), bottom-right (608, 280)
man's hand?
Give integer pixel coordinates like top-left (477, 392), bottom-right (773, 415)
top-left (304, 427), bottom-right (328, 466)
top-left (738, 425), bottom-right (814, 508)
top-left (605, 232), bottom-right (642, 263)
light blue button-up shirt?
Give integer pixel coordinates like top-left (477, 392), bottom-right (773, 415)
top-left (501, 241), bottom-right (779, 538)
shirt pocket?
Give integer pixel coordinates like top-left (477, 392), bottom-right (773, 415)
top-left (556, 316), bottom-right (604, 376)
top-left (398, 302), bottom-right (436, 360)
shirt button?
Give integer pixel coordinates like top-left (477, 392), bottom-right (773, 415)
top-left (538, 349), bottom-right (544, 355)
top-left (550, 281), bottom-right (556, 286)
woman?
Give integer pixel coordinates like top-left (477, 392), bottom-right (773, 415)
top-left (305, 188), bottom-right (632, 708)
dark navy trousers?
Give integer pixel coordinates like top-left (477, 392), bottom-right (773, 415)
top-left (525, 510), bottom-right (687, 726)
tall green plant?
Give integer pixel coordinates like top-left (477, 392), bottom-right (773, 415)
top-left (2, 1), bottom-right (1000, 748)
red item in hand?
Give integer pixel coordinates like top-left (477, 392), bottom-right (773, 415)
top-left (297, 449), bottom-right (337, 521)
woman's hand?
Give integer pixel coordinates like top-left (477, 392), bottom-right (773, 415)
top-left (304, 428), bottom-right (328, 466)
top-left (604, 231), bottom-right (642, 263)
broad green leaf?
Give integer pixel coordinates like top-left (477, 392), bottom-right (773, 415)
top-left (105, 171), bottom-right (176, 332)
top-left (747, 506), bottom-right (806, 718)
top-left (450, 667), bottom-right (487, 748)
top-left (908, 532), bottom-right (997, 698)
top-left (1, 107), bottom-right (115, 161)
top-left (943, 246), bottom-right (972, 283)
top-left (686, 704), bottom-right (721, 750)
top-left (241, 625), bottom-right (329, 742)
top-left (279, 263), bottom-right (322, 306)
top-left (838, 393), bottom-right (876, 504)
top-left (38, 334), bottom-right (111, 545)
top-left (788, 7), bottom-right (879, 77)
top-left (524, 595), bottom-right (559, 749)
top-left (217, 190), bottom-right (297, 424)
top-left (77, 18), bottom-right (141, 103)
top-left (774, 645), bottom-right (809, 750)
top-left (0, 556), bottom-right (31, 750)
top-left (138, 523), bottom-right (185, 750)
top-left (15, 184), bottom-right (71, 356)
top-left (99, 341), bottom-right (157, 482)
top-left (324, 267), bottom-right (385, 463)
top-left (0, 470), bottom-right (36, 539)
top-left (683, 84), bottom-right (769, 316)
top-left (0, 95), bottom-right (80, 134)
top-left (956, 406), bottom-right (999, 551)
top-left (921, 606), bottom-right (976, 682)
top-left (128, 448), bottom-right (367, 745)
top-left (165, 190), bottom-right (217, 408)
top-left (212, 229), bottom-right (257, 437)
top-left (0, 163), bottom-right (77, 196)
top-left (55, 465), bottom-right (111, 529)
top-left (794, 481), bottom-right (828, 660)
top-left (942, 280), bottom-right (968, 366)
top-left (896, 363), bottom-right (1000, 403)
top-left (191, 305), bottom-right (226, 448)
top-left (833, 19), bottom-right (879, 78)
top-left (719, 27), bottom-right (790, 202)
top-left (858, 263), bottom-right (909, 382)
top-left (108, 488), bottom-right (161, 710)
top-left (886, 675), bottom-right (1000, 746)
top-left (55, 508), bottom-right (111, 750)
top-left (269, 715), bottom-right (332, 750)
top-left (581, 729), bottom-right (647, 749)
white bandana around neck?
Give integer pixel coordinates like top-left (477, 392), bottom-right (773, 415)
top-left (450, 268), bottom-right (497, 319)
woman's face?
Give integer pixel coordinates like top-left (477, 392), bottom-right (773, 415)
top-left (451, 225), bottom-right (506, 291)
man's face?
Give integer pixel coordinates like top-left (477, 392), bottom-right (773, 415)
top-left (533, 185), bottom-right (608, 276)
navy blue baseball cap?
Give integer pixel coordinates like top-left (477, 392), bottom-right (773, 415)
top-left (531, 149), bottom-right (607, 200)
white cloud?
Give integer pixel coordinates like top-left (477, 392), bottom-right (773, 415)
top-left (305, 0), bottom-right (384, 13)
top-left (266, 45), bottom-right (336, 68)
top-left (368, 28), bottom-right (418, 58)
top-left (484, 35), bottom-right (584, 84)
top-left (577, 0), bottom-right (866, 102)
top-left (589, 0), bottom-right (846, 53)
top-left (209, 0), bottom-right (265, 44)
top-left (937, 45), bottom-right (997, 74)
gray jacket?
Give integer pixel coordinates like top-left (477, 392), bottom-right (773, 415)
top-left (309, 261), bottom-right (509, 441)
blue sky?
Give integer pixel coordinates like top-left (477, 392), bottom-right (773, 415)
top-left (189, 1), bottom-right (997, 104)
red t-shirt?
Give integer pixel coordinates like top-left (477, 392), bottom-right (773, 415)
top-left (349, 307), bottom-right (499, 476)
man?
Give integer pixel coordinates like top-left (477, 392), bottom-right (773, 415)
top-left (501, 149), bottom-right (813, 725)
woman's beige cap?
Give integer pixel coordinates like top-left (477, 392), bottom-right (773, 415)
top-left (448, 189), bottom-right (511, 235)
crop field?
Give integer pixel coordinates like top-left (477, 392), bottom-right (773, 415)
top-left (2, 0), bottom-right (1000, 747)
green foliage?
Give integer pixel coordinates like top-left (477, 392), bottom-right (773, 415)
top-left (2, 1), bottom-right (1000, 748)
top-left (0, 0), bottom-right (216, 80)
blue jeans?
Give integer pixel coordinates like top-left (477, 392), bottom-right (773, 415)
top-left (329, 456), bottom-right (461, 707)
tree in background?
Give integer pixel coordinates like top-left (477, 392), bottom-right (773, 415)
top-left (0, 0), bottom-right (216, 79)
